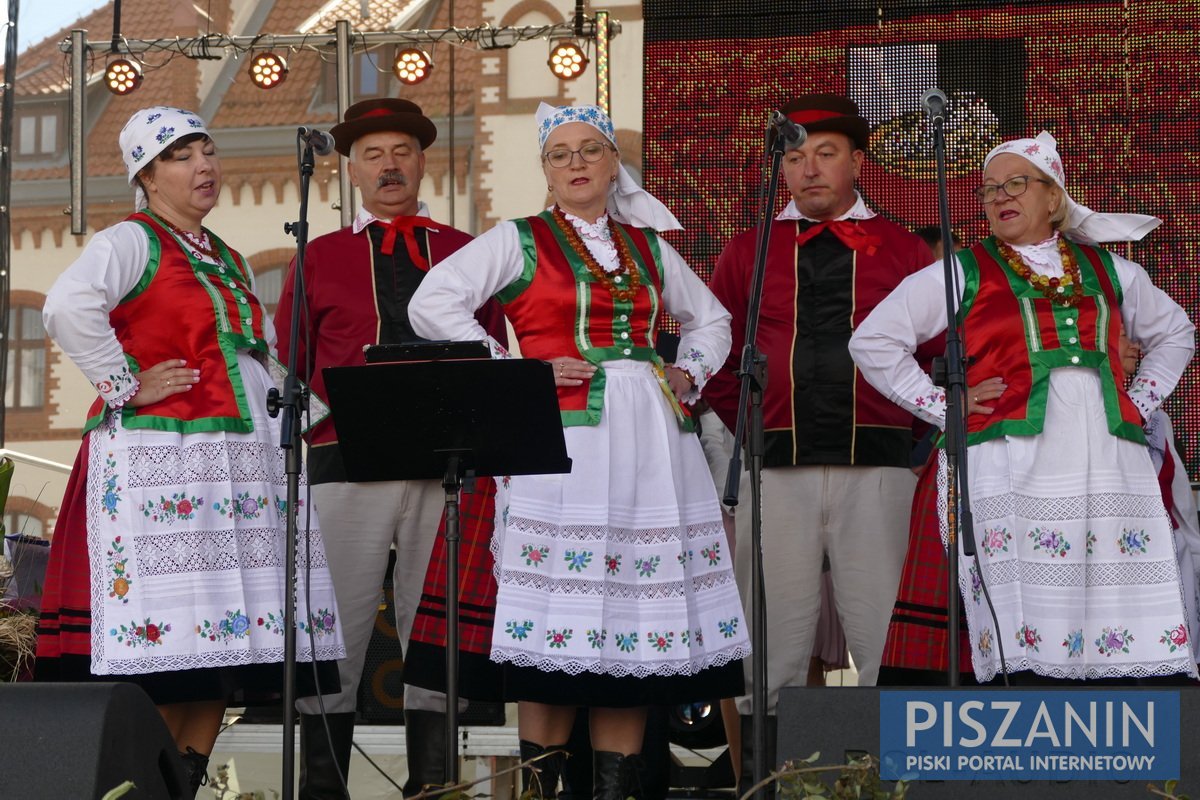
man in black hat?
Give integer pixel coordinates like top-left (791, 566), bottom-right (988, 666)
top-left (703, 92), bottom-right (932, 744)
top-left (276, 98), bottom-right (506, 798)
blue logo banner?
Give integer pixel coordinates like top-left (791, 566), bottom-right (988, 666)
top-left (879, 691), bottom-right (1180, 781)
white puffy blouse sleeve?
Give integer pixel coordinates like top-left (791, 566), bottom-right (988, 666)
top-left (409, 222), bottom-right (523, 349)
top-left (43, 222), bottom-right (154, 408)
top-left (657, 237), bottom-right (731, 403)
top-left (1113, 251), bottom-right (1195, 419)
top-left (848, 259), bottom-right (960, 429)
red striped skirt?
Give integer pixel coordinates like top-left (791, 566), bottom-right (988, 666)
top-left (403, 477), bottom-right (503, 700)
top-left (878, 453), bottom-right (975, 685)
top-left (34, 441), bottom-right (91, 665)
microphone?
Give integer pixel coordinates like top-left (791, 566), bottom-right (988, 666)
top-left (298, 126), bottom-right (336, 156)
top-left (921, 88), bottom-right (948, 124)
top-left (769, 110), bottom-right (807, 148)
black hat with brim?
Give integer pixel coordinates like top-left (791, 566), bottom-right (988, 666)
top-left (330, 98), bottom-right (438, 156)
top-left (780, 94), bottom-right (871, 151)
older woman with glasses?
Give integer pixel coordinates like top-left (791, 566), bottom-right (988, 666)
top-left (409, 102), bottom-right (749, 799)
top-left (849, 131), bottom-right (1196, 686)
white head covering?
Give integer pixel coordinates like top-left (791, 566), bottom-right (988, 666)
top-left (535, 102), bottom-right (682, 232)
top-left (119, 106), bottom-right (212, 211)
top-left (983, 131), bottom-right (1160, 243)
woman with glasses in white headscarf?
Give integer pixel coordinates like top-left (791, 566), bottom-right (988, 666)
top-left (410, 103), bottom-right (750, 799)
top-left (35, 107), bottom-right (344, 795)
top-left (849, 131), bottom-right (1196, 686)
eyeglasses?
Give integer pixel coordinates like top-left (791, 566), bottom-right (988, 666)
top-left (974, 175), bottom-right (1053, 204)
top-left (542, 142), bottom-right (611, 168)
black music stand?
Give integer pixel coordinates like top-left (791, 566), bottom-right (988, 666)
top-left (323, 357), bottom-right (572, 786)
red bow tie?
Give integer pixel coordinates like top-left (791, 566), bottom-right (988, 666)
top-left (377, 215), bottom-right (440, 271)
top-left (795, 219), bottom-right (880, 256)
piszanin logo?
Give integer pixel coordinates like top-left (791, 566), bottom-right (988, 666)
top-left (879, 691), bottom-right (1180, 781)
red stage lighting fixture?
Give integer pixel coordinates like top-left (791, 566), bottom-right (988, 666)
top-left (393, 48), bottom-right (434, 85)
top-left (104, 59), bottom-right (143, 95)
top-left (548, 40), bottom-right (588, 80)
top-left (248, 52), bottom-right (288, 90)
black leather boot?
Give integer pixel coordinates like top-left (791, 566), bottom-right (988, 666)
top-left (178, 747), bottom-right (209, 798)
top-left (592, 750), bottom-right (641, 800)
top-left (559, 713), bottom-right (592, 800)
top-left (403, 709), bottom-right (449, 796)
top-left (520, 739), bottom-right (568, 799)
top-left (299, 712), bottom-right (355, 799)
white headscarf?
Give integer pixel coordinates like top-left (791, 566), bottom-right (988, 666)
top-left (535, 102), bottom-right (682, 232)
top-left (983, 131), bottom-right (1160, 243)
top-left (119, 106), bottom-right (212, 211)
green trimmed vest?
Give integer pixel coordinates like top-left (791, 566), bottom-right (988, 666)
top-left (498, 211), bottom-right (692, 430)
top-left (958, 236), bottom-right (1144, 445)
top-left (83, 212), bottom-right (270, 434)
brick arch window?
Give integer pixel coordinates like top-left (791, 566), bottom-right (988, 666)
top-left (4, 290), bottom-right (60, 441)
top-left (246, 248), bottom-right (296, 317)
top-left (497, 0), bottom-right (571, 112)
top-left (3, 496), bottom-right (56, 541)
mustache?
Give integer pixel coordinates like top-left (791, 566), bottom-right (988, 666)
top-left (377, 171), bottom-right (408, 188)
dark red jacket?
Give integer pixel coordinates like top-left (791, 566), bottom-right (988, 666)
top-left (275, 220), bottom-right (508, 481)
top-left (704, 215), bottom-right (933, 468)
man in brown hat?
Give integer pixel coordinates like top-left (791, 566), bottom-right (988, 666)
top-left (276, 98), bottom-right (506, 798)
top-left (703, 92), bottom-right (932, 745)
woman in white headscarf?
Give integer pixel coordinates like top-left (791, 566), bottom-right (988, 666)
top-left (35, 107), bottom-right (345, 794)
top-left (849, 131), bottom-right (1196, 686)
top-left (410, 103), bottom-right (750, 799)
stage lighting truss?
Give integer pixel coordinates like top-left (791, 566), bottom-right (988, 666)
top-left (548, 39), bottom-right (588, 80)
top-left (248, 51), bottom-right (288, 89)
top-left (104, 58), bottom-right (143, 95)
top-left (393, 47), bottom-right (433, 85)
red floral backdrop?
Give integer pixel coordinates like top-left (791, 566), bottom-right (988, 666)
top-left (644, 0), bottom-right (1200, 478)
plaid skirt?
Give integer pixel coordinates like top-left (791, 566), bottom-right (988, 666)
top-left (403, 477), bottom-right (504, 701)
top-left (878, 449), bottom-right (975, 685)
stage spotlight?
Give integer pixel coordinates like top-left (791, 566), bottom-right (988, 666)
top-left (248, 52), bottom-right (288, 90)
top-left (548, 40), bottom-right (588, 81)
top-left (393, 48), bottom-right (433, 85)
top-left (104, 59), bottom-right (143, 96)
top-left (668, 700), bottom-right (728, 750)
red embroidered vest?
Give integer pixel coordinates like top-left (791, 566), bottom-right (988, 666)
top-left (84, 212), bottom-right (269, 434)
top-left (499, 211), bottom-right (692, 429)
top-left (958, 237), bottom-right (1144, 445)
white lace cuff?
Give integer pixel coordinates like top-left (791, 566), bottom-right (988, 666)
top-left (1127, 375), bottom-right (1163, 421)
top-left (673, 346), bottom-right (718, 406)
top-left (486, 336), bottom-right (512, 360)
top-left (907, 385), bottom-right (948, 429)
top-left (94, 364), bottom-right (140, 409)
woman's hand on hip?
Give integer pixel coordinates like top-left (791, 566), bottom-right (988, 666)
top-left (665, 365), bottom-right (695, 400)
top-left (966, 376), bottom-right (1007, 415)
top-left (127, 359), bottom-right (201, 408)
top-left (550, 357), bottom-right (596, 387)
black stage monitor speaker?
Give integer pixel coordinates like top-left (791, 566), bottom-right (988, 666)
top-left (778, 686), bottom-right (1200, 799)
top-left (0, 682), bottom-right (188, 799)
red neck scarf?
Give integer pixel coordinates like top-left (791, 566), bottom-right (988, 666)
top-left (376, 215), bottom-right (440, 271)
top-left (795, 219), bottom-right (880, 256)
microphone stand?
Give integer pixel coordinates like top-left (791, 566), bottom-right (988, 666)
top-left (268, 128), bottom-right (318, 800)
top-left (928, 100), bottom-right (975, 687)
top-left (722, 121), bottom-right (786, 800)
